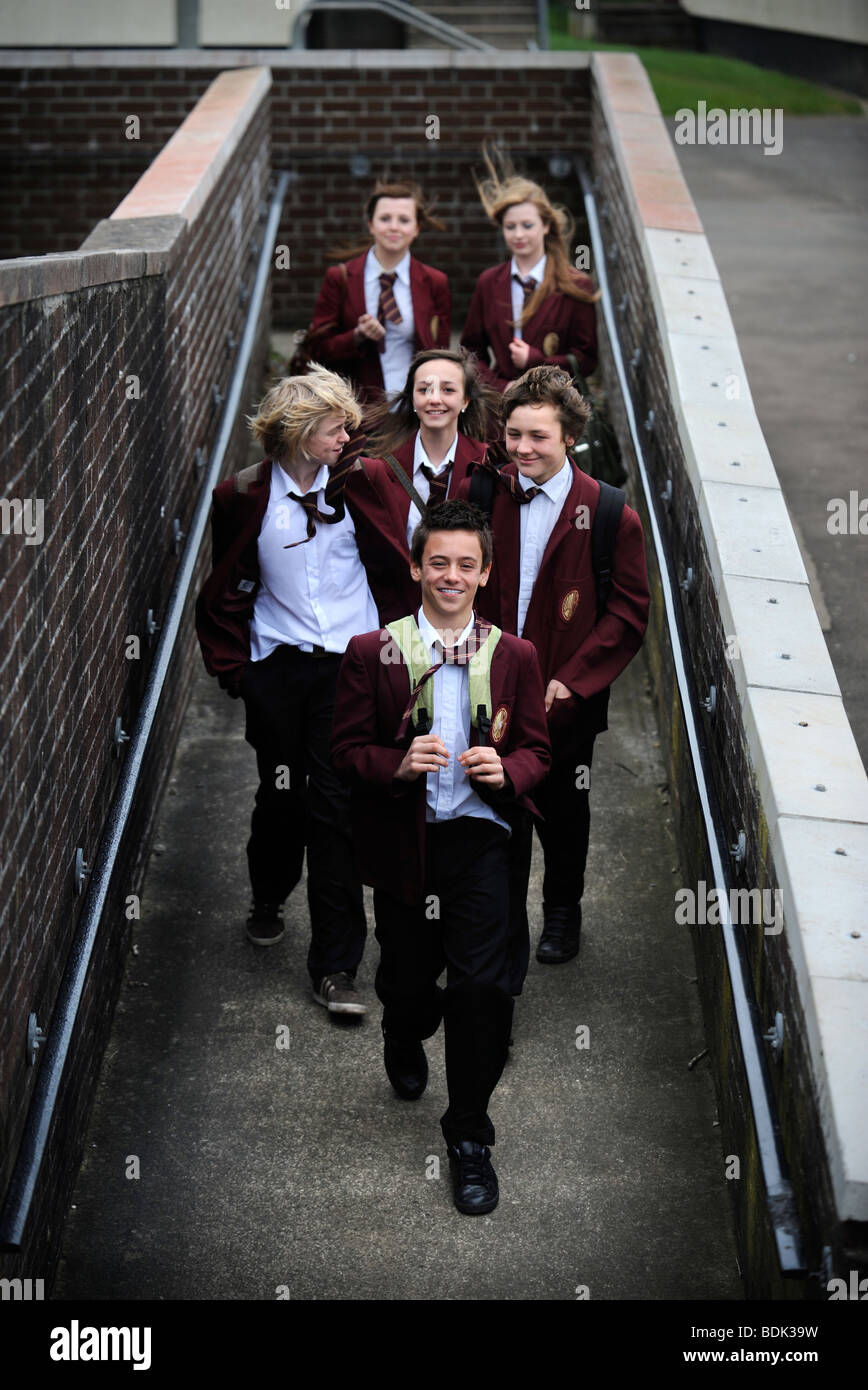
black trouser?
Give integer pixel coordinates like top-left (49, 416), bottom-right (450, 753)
top-left (508, 732), bottom-right (596, 993)
top-left (240, 644), bottom-right (366, 983)
top-left (373, 817), bottom-right (513, 1147)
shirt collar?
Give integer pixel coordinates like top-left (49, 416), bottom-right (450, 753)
top-left (417, 606), bottom-right (475, 652)
top-left (277, 461), bottom-right (330, 498)
top-left (518, 456), bottom-right (571, 500)
top-left (414, 429), bottom-right (459, 475)
top-left (367, 247), bottom-right (411, 284)
top-left (510, 253), bottom-right (546, 286)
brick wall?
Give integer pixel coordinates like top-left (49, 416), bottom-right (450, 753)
top-left (590, 70), bottom-right (842, 1298)
top-left (0, 69), bottom-right (214, 258)
top-left (0, 62), bottom-right (593, 332)
top-left (268, 66), bottom-right (591, 329)
top-left (0, 70), bottom-right (271, 1283)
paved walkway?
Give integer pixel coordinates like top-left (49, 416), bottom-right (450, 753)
top-left (671, 115), bottom-right (868, 769)
top-left (53, 654), bottom-right (741, 1301)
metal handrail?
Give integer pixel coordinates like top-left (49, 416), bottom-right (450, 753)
top-left (0, 171), bottom-right (291, 1253)
top-left (291, 0), bottom-right (495, 51)
top-left (575, 158), bottom-right (806, 1277)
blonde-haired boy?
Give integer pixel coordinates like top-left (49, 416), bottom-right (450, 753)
top-left (197, 367), bottom-right (375, 1016)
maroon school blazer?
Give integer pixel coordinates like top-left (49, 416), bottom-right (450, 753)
top-left (331, 623), bottom-right (551, 903)
top-left (461, 262), bottom-right (597, 392)
top-left (456, 460), bottom-right (649, 738)
top-left (345, 432), bottom-right (487, 623)
top-left (308, 252), bottom-right (451, 402)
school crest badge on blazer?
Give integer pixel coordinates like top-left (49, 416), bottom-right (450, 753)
top-left (560, 589), bottom-right (580, 622)
top-left (543, 332), bottom-right (560, 357)
top-left (491, 705), bottom-right (509, 744)
top-left (429, 315), bottom-right (439, 342)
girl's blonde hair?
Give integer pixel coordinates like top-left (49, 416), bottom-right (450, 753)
top-left (474, 143), bottom-right (599, 329)
top-left (248, 365), bottom-right (362, 463)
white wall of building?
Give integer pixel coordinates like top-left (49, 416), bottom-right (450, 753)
top-left (0, 0), bottom-right (176, 46)
top-left (199, 0), bottom-right (292, 47)
top-left (0, 0), bottom-right (296, 47)
top-left (681, 0), bottom-right (868, 46)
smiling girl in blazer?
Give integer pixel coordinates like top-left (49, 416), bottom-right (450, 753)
top-left (461, 148), bottom-right (599, 393)
top-left (308, 180), bottom-right (451, 406)
top-left (343, 347), bottom-right (501, 622)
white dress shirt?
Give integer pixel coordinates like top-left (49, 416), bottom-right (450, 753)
top-left (250, 461), bottom-right (378, 660)
top-left (416, 607), bottom-right (509, 832)
top-left (405, 429), bottom-right (459, 547)
top-left (364, 248), bottom-right (415, 395)
top-left (510, 253), bottom-right (546, 341)
top-left (516, 456), bottom-right (571, 637)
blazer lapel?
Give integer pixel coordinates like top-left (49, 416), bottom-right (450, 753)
top-left (344, 254), bottom-right (367, 325)
top-left (452, 432), bottom-right (486, 491)
top-left (409, 257), bottom-right (431, 347)
top-left (492, 262), bottom-right (515, 357)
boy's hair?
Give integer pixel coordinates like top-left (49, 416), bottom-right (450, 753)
top-left (410, 498), bottom-right (493, 570)
top-left (502, 365), bottom-right (592, 442)
top-left (248, 365), bottom-right (362, 463)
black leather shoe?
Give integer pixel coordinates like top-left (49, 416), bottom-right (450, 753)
top-left (245, 900), bottom-right (285, 947)
top-left (383, 1028), bottom-right (428, 1100)
top-left (536, 908), bottom-right (581, 964)
top-left (447, 1141), bottom-right (499, 1215)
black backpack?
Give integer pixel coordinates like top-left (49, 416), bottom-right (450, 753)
top-left (469, 468), bottom-right (625, 621)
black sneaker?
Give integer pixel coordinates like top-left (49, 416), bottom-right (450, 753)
top-left (245, 900), bottom-right (285, 946)
top-left (312, 972), bottom-right (367, 1016)
top-left (447, 1140), bottom-right (499, 1215)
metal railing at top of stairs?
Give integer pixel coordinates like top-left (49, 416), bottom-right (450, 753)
top-left (0, 171), bottom-right (291, 1254)
top-left (291, 0), bottom-right (496, 51)
top-left (575, 157), bottom-right (807, 1279)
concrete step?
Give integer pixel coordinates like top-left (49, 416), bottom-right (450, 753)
top-left (406, 0), bottom-right (539, 48)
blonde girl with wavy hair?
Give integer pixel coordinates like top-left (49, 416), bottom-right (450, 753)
top-left (461, 145), bottom-right (599, 393)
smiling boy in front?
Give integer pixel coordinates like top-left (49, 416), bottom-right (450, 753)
top-left (331, 499), bottom-right (550, 1215)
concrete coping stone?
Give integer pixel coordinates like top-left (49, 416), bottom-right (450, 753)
top-left (717, 572), bottom-right (842, 703)
top-left (0, 244), bottom-right (159, 307)
top-left (772, 813), bottom-right (868, 1220)
top-left (0, 48), bottom-right (592, 70)
top-left (111, 66), bottom-right (271, 225)
top-left (592, 50), bottom-right (868, 1221)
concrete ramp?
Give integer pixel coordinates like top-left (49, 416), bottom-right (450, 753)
top-left (53, 657), bottom-right (740, 1301)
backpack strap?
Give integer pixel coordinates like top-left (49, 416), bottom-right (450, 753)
top-left (591, 480), bottom-right (625, 619)
top-left (383, 452), bottom-right (428, 516)
top-left (384, 617), bottom-right (502, 740)
top-left (467, 625), bottom-right (501, 742)
top-left (234, 459), bottom-right (270, 496)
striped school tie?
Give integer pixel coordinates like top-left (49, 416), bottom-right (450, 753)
top-left (420, 460), bottom-right (452, 505)
top-left (377, 271), bottom-right (402, 353)
top-left (397, 619), bottom-right (493, 739)
top-left (513, 273), bottom-right (537, 308)
top-left (282, 432), bottom-right (367, 548)
top-left (283, 487), bottom-right (348, 549)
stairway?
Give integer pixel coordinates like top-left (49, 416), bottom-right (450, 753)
top-left (406, 0), bottom-right (541, 50)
